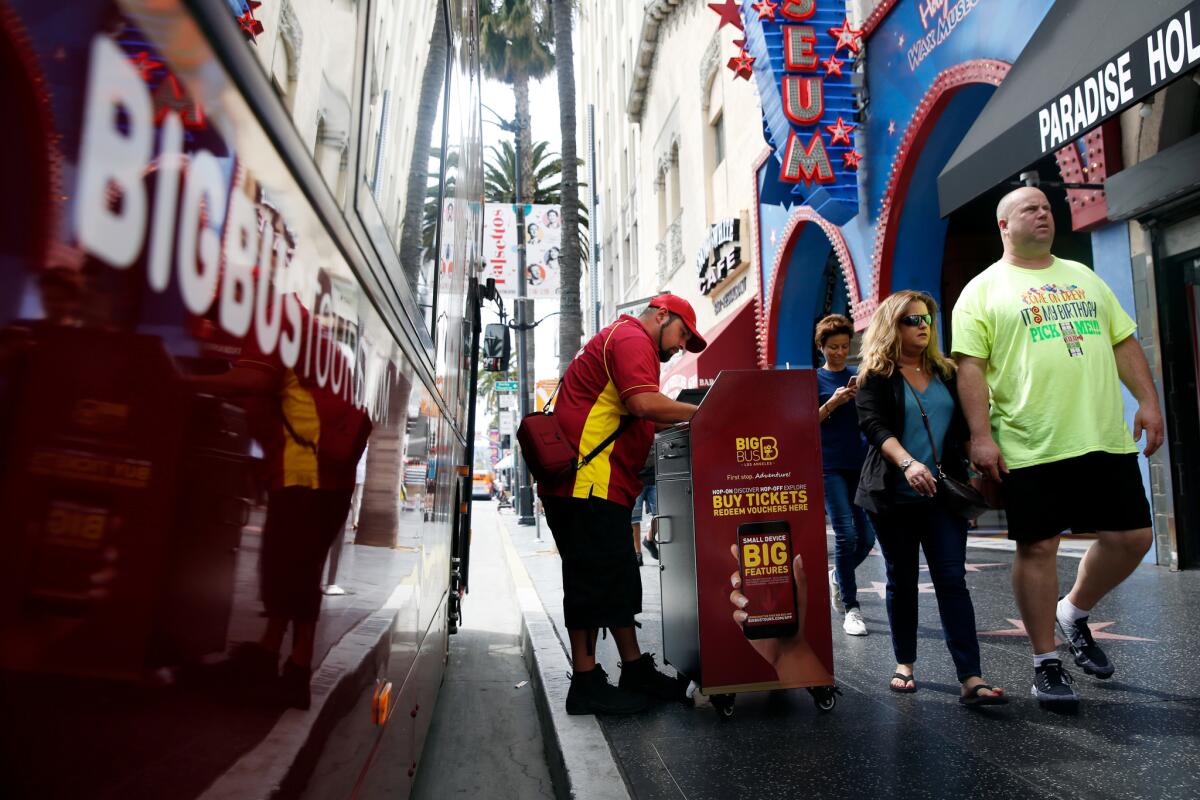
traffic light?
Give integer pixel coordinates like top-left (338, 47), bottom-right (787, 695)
top-left (481, 322), bottom-right (510, 371)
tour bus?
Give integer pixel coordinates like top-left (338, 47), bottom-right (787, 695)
top-left (0, 1), bottom-right (482, 797)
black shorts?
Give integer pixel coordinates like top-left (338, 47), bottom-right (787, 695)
top-left (261, 486), bottom-right (354, 622)
top-left (541, 494), bottom-right (641, 631)
top-left (1002, 451), bottom-right (1151, 542)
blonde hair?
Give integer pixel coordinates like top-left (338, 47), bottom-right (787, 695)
top-left (858, 290), bottom-right (956, 381)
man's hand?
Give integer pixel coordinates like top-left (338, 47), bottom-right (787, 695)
top-left (728, 545), bottom-right (830, 685)
top-left (1133, 402), bottom-right (1165, 456)
top-left (969, 436), bottom-right (1008, 482)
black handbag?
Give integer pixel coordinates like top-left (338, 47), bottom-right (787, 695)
top-left (903, 381), bottom-right (990, 522)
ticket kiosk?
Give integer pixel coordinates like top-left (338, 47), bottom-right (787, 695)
top-left (654, 369), bottom-right (836, 716)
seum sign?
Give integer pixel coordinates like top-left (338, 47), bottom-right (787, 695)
top-left (740, 0), bottom-right (861, 223)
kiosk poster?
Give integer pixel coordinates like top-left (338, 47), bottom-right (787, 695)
top-left (690, 369), bottom-right (832, 692)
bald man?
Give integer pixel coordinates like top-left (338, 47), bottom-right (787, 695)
top-left (951, 187), bottom-right (1163, 708)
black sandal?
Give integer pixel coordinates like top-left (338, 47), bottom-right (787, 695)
top-left (889, 672), bottom-right (916, 693)
top-left (959, 683), bottom-right (1008, 706)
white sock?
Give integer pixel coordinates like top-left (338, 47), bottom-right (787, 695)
top-left (1057, 596), bottom-right (1089, 625)
top-left (1033, 650), bottom-right (1059, 668)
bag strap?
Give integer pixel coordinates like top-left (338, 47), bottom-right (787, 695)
top-left (280, 411), bottom-right (318, 455)
top-left (902, 378), bottom-right (943, 476)
top-left (578, 415), bottom-right (635, 469)
top-left (541, 378), bottom-right (563, 413)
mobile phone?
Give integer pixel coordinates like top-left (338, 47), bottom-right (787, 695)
top-left (847, 375), bottom-right (858, 388)
top-left (736, 520), bottom-right (799, 639)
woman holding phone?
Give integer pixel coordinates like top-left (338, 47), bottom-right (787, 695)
top-left (853, 292), bottom-right (1006, 705)
top-left (814, 315), bottom-right (875, 637)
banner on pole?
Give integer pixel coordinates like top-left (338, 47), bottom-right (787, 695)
top-left (484, 203), bottom-right (562, 299)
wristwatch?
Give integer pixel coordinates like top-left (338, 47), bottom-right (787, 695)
top-left (899, 458), bottom-right (916, 473)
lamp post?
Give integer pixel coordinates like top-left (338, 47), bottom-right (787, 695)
top-left (484, 104), bottom-right (535, 525)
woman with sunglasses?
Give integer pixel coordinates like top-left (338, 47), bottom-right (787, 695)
top-left (853, 291), bottom-right (1006, 706)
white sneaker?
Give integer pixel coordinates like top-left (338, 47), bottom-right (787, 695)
top-left (829, 568), bottom-right (845, 614)
top-left (843, 608), bottom-right (867, 636)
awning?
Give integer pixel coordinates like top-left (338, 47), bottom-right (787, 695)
top-left (494, 454), bottom-right (514, 470)
top-left (938, 0), bottom-right (1200, 217)
top-left (660, 300), bottom-right (759, 399)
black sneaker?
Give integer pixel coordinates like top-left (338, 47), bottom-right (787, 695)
top-left (1057, 615), bottom-right (1115, 679)
top-left (618, 653), bottom-right (688, 702)
top-left (1031, 659), bottom-right (1079, 706)
top-left (565, 665), bottom-right (649, 715)
top-left (643, 537), bottom-right (660, 561)
top-left (279, 659), bottom-right (313, 710)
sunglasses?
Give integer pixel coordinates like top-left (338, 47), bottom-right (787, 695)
top-left (900, 313), bottom-right (933, 327)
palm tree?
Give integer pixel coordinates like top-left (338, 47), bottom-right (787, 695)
top-left (478, 0), bottom-right (555, 204)
top-left (552, 0), bottom-right (582, 374)
top-left (398, 0), bottom-right (449, 286)
top-left (484, 140), bottom-right (564, 203)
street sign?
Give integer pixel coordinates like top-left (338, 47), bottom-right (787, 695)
top-left (499, 411), bottom-right (515, 436)
top-left (495, 381), bottom-right (518, 392)
top-left (498, 394), bottom-right (515, 411)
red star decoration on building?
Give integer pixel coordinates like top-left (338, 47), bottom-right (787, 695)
top-left (707, 0), bottom-right (744, 31)
top-left (842, 150), bottom-right (863, 170)
top-left (732, 38), bottom-right (747, 50)
top-left (238, 1), bottom-right (264, 41)
top-left (822, 54), bottom-right (845, 77)
top-left (825, 116), bottom-right (856, 146)
top-left (828, 16), bottom-right (864, 53)
top-left (751, 0), bottom-right (778, 20)
top-left (727, 49), bottom-right (755, 80)
top-left (130, 51), bottom-right (163, 82)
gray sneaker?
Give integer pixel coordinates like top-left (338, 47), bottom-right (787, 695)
top-left (1056, 614), bottom-right (1115, 679)
top-left (829, 567), bottom-right (844, 614)
top-left (1031, 659), bottom-right (1079, 706)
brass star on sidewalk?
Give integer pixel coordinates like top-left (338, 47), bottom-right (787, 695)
top-left (977, 618), bottom-right (1155, 642)
top-left (919, 561), bottom-right (1006, 573)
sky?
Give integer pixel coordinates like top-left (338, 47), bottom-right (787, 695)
top-left (479, 74), bottom-right (568, 440)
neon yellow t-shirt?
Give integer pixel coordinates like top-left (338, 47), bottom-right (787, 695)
top-left (951, 256), bottom-right (1138, 469)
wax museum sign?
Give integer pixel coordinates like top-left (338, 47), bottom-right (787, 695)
top-left (719, 0), bottom-right (861, 224)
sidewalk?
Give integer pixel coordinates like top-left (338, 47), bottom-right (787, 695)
top-left (498, 508), bottom-right (1200, 800)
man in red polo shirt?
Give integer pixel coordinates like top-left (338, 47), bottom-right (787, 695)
top-left (540, 294), bottom-right (706, 715)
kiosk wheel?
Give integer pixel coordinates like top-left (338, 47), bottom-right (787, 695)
top-left (711, 693), bottom-right (735, 719)
top-left (808, 686), bottom-right (839, 712)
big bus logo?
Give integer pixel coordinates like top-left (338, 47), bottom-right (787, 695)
top-left (735, 436), bottom-right (779, 464)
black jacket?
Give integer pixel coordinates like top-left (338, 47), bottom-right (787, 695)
top-left (853, 369), bottom-right (970, 514)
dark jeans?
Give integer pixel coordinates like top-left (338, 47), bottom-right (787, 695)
top-left (868, 501), bottom-right (981, 682)
top-left (823, 470), bottom-right (875, 610)
top-left (261, 487), bottom-right (354, 623)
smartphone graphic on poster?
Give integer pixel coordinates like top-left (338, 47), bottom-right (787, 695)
top-left (736, 520), bottom-right (798, 639)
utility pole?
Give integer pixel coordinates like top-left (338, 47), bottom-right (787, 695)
top-left (514, 121), bottom-right (535, 526)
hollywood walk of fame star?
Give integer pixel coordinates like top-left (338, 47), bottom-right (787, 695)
top-left (861, 581), bottom-right (888, 599)
top-left (918, 582), bottom-right (936, 594)
top-left (707, 0), bottom-right (744, 31)
top-left (977, 618), bottom-right (1155, 642)
top-left (825, 116), bottom-right (856, 146)
top-left (751, 0), bottom-right (778, 21)
top-left (822, 54), bottom-right (845, 77)
top-left (919, 561), bottom-right (1007, 573)
top-left (828, 16), bottom-right (864, 54)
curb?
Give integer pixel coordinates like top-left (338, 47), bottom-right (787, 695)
top-left (495, 515), bottom-right (632, 800)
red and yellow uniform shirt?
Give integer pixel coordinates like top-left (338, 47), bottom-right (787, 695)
top-left (236, 303), bottom-right (359, 492)
top-left (539, 315), bottom-right (659, 508)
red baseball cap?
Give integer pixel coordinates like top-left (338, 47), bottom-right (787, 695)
top-left (647, 294), bottom-right (707, 353)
